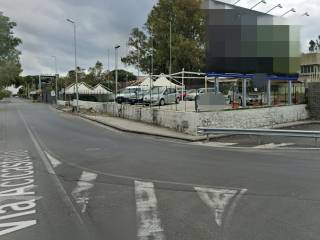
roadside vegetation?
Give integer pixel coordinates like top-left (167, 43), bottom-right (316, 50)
top-left (122, 0), bottom-right (205, 74)
top-left (0, 89), bottom-right (11, 100)
top-left (0, 13), bottom-right (22, 90)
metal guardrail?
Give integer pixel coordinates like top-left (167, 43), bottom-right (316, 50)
top-left (198, 127), bottom-right (320, 145)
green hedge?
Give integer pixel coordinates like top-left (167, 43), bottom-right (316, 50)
top-left (0, 90), bottom-right (11, 100)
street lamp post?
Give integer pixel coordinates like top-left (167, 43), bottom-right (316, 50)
top-left (265, 4), bottom-right (283, 14)
top-left (51, 56), bottom-right (58, 103)
top-left (302, 12), bottom-right (310, 17)
top-left (281, 8), bottom-right (296, 17)
top-left (250, 0), bottom-right (266, 10)
top-left (66, 18), bottom-right (79, 112)
top-left (233, 0), bottom-right (241, 5)
top-left (114, 45), bottom-right (120, 104)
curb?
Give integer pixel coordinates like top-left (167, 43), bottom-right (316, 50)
top-left (78, 113), bottom-right (208, 142)
top-left (191, 142), bottom-right (320, 151)
top-left (54, 106), bottom-right (320, 145)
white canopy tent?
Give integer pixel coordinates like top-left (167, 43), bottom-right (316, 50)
top-left (5, 85), bottom-right (22, 95)
top-left (139, 77), bottom-right (154, 88)
top-left (153, 74), bottom-right (181, 88)
top-left (91, 84), bottom-right (112, 94)
top-left (65, 82), bottom-right (93, 95)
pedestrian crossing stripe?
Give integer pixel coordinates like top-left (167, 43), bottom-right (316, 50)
top-left (67, 169), bottom-right (247, 234)
top-left (135, 180), bottom-right (165, 240)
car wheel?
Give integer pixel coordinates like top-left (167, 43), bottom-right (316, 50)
top-left (159, 99), bottom-right (165, 106)
top-left (176, 97), bottom-right (180, 104)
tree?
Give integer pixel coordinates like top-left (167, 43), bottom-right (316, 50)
top-left (316, 36), bottom-right (320, 51)
top-left (59, 61), bottom-right (136, 91)
top-left (122, 0), bottom-right (205, 74)
top-left (309, 40), bottom-right (316, 52)
top-left (0, 13), bottom-right (22, 88)
top-left (121, 28), bottom-right (151, 73)
top-left (86, 61), bottom-right (104, 85)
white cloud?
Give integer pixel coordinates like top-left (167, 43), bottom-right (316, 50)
top-left (1, 0), bottom-right (319, 76)
top-left (1, 0), bottom-right (156, 76)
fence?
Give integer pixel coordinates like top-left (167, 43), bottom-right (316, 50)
top-left (61, 80), bottom-right (307, 113)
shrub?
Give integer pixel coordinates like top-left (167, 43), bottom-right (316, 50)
top-left (0, 90), bottom-right (11, 100)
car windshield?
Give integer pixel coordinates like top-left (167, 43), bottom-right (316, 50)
top-left (150, 87), bottom-right (165, 94)
top-left (119, 89), bottom-right (130, 94)
top-left (120, 88), bottom-right (136, 94)
top-left (187, 89), bottom-right (196, 93)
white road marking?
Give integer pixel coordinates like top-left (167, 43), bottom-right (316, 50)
top-left (253, 143), bottom-right (295, 149)
top-left (85, 148), bottom-right (101, 152)
top-left (0, 150), bottom-right (38, 236)
top-left (0, 220), bottom-right (37, 236)
top-left (135, 180), bottom-right (165, 240)
top-left (71, 171), bottom-right (97, 213)
top-left (192, 142), bottom-right (238, 147)
top-left (44, 151), bottom-right (62, 168)
top-left (18, 109), bottom-right (85, 226)
top-left (195, 187), bottom-right (241, 226)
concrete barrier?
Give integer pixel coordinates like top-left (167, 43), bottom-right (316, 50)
top-left (57, 100), bottom-right (68, 106)
top-left (69, 100), bottom-right (309, 135)
top-left (71, 100), bottom-right (104, 112)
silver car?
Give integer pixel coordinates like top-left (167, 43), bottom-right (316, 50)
top-left (185, 88), bottom-right (217, 101)
top-left (143, 87), bottom-right (179, 106)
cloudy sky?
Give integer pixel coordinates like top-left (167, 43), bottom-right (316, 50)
top-left (1, 0), bottom-right (318, 76)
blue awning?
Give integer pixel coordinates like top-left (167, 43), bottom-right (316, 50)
top-left (207, 72), bottom-right (299, 81)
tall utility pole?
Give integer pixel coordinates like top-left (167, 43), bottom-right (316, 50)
top-left (67, 18), bottom-right (79, 112)
top-left (107, 49), bottom-right (110, 81)
top-left (52, 56), bottom-right (58, 103)
top-left (151, 37), bottom-right (154, 76)
top-left (169, 21), bottom-right (172, 76)
top-left (138, 48), bottom-right (140, 78)
top-left (114, 45), bottom-right (120, 103)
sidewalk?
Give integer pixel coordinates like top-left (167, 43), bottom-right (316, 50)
top-left (79, 113), bottom-right (208, 142)
top-left (56, 106), bottom-right (319, 142)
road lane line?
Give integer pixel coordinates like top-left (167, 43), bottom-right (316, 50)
top-left (17, 109), bottom-right (85, 226)
top-left (44, 151), bottom-right (62, 168)
top-left (135, 180), bottom-right (165, 240)
top-left (253, 143), bottom-right (295, 149)
top-left (63, 160), bottom-right (245, 192)
top-left (195, 187), bottom-right (239, 226)
top-left (71, 171), bottom-right (97, 213)
top-left (192, 142), bottom-right (238, 147)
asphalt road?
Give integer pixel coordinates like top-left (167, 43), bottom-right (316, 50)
top-left (1, 98), bottom-right (320, 240)
top-left (211, 123), bottom-right (320, 149)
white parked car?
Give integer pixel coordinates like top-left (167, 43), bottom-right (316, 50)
top-left (143, 87), bottom-right (180, 106)
top-left (116, 86), bottom-right (148, 103)
top-left (185, 88), bottom-right (217, 101)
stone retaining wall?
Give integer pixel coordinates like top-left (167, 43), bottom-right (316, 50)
top-left (65, 100), bottom-right (309, 135)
